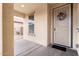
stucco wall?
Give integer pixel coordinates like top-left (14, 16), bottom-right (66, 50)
top-left (47, 4), bottom-right (51, 45)
top-left (23, 4), bottom-right (49, 46)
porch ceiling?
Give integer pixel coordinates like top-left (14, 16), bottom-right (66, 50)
top-left (14, 3), bottom-right (46, 15)
top-left (14, 3), bottom-right (57, 15)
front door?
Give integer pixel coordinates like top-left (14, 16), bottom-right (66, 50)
top-left (54, 4), bottom-right (71, 47)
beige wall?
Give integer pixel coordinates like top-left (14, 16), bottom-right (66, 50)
top-left (47, 4), bottom-right (51, 45)
top-left (0, 4), bottom-right (2, 55)
top-left (23, 4), bottom-right (50, 46)
top-left (3, 3), bottom-right (14, 56)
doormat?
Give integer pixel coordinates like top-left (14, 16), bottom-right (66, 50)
top-left (52, 44), bottom-right (66, 51)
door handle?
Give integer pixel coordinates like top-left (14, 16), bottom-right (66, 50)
top-left (54, 28), bottom-right (56, 31)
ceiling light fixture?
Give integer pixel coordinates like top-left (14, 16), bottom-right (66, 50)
top-left (21, 5), bottom-right (24, 7)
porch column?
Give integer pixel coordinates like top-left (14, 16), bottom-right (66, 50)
top-left (2, 3), bottom-right (14, 56)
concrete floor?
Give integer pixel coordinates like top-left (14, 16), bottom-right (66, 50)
top-left (14, 39), bottom-right (41, 55)
top-left (14, 39), bottom-right (78, 56)
top-left (23, 46), bottom-right (78, 56)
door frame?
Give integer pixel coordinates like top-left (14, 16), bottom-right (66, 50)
top-left (51, 3), bottom-right (73, 48)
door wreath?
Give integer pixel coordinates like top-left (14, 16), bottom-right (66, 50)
top-left (57, 12), bottom-right (66, 20)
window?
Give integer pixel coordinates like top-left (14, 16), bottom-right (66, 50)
top-left (28, 15), bottom-right (34, 34)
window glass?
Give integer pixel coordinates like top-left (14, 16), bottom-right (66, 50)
top-left (28, 15), bottom-right (34, 34)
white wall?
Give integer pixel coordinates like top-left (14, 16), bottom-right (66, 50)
top-left (0, 4), bottom-right (2, 55)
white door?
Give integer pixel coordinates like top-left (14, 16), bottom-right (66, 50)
top-left (54, 4), bottom-right (71, 47)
